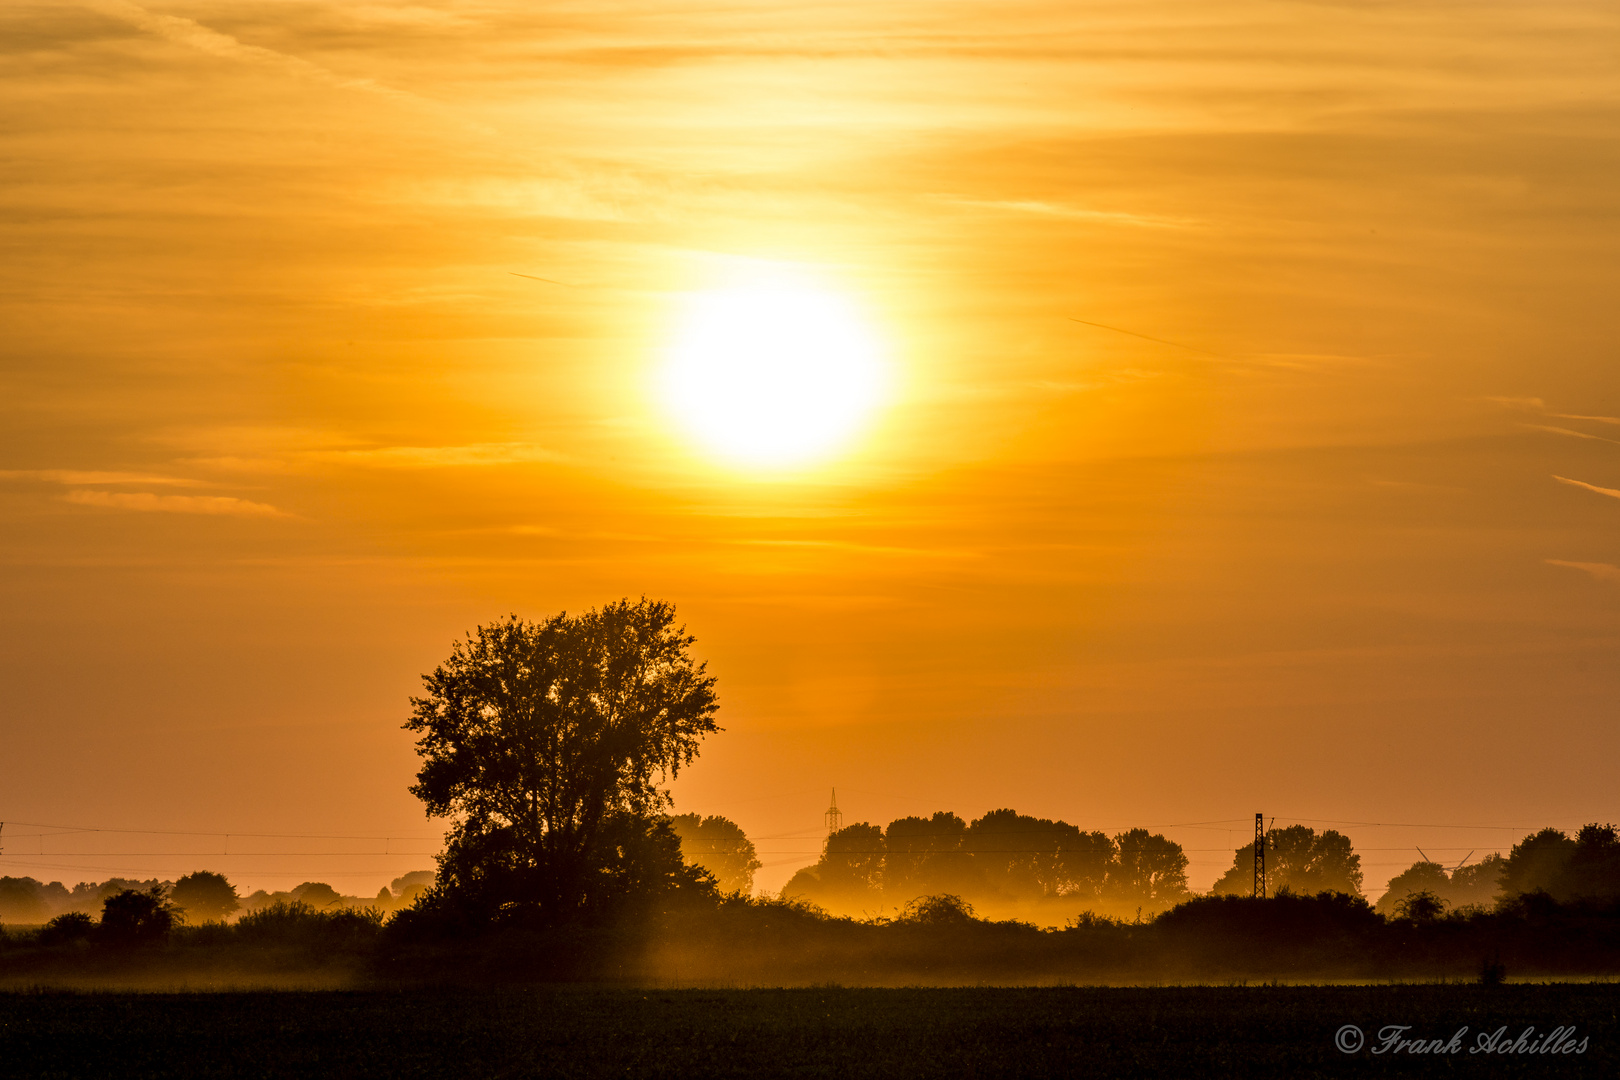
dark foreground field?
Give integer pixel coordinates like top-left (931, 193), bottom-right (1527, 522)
top-left (1, 984), bottom-right (1615, 1078)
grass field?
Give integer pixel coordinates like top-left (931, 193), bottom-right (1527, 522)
top-left (1, 984), bottom-right (1615, 1078)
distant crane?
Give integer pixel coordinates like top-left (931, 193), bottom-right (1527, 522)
top-left (825, 790), bottom-right (843, 838)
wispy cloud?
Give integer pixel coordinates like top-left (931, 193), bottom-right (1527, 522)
top-left (306, 443), bottom-right (568, 468)
top-left (935, 196), bottom-right (1191, 229)
top-left (1525, 424), bottom-right (1620, 446)
top-left (88, 0), bottom-right (414, 102)
top-left (83, 0), bottom-right (492, 133)
top-left (64, 491), bottom-right (286, 517)
top-left (1552, 412), bottom-right (1620, 426)
top-left (1553, 475), bottom-right (1620, 501)
top-left (1485, 398), bottom-right (1620, 434)
top-left (0, 469), bottom-right (200, 486)
top-left (180, 440), bottom-right (568, 472)
top-left (731, 538), bottom-right (980, 560)
top-left (1546, 559), bottom-right (1620, 583)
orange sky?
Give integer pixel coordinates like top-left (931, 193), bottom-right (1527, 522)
top-left (2, 0), bottom-right (1618, 899)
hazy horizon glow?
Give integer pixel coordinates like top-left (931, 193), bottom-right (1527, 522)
top-left (2, 0), bottom-right (1618, 903)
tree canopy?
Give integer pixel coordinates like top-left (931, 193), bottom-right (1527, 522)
top-left (292, 882), bottom-right (343, 909)
top-left (669, 813), bottom-right (762, 896)
top-left (1498, 824), bottom-right (1620, 903)
top-left (1373, 853), bottom-right (1505, 917)
top-left (883, 812), bottom-right (973, 900)
top-left (783, 810), bottom-right (1189, 918)
top-left (1373, 861), bottom-right (1451, 917)
top-left (1211, 825), bottom-right (1363, 898)
top-left (404, 599), bottom-right (721, 923)
top-left (1108, 828), bottom-right (1191, 909)
top-left (100, 887), bottom-right (176, 945)
top-left (170, 871), bottom-right (240, 923)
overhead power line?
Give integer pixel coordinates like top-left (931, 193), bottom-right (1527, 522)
top-left (0, 819), bottom-right (440, 842)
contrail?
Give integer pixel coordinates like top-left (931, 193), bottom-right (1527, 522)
top-left (1066, 318), bottom-right (1228, 359)
top-left (510, 272), bottom-right (575, 287)
top-left (1554, 475), bottom-right (1620, 501)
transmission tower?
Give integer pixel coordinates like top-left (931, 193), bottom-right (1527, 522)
top-left (824, 789), bottom-right (843, 837)
top-left (1253, 812), bottom-right (1266, 899)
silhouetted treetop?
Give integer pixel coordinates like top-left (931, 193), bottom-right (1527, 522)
top-left (1212, 826), bottom-right (1362, 898)
top-left (670, 813), bottom-right (762, 896)
top-left (826, 822), bottom-right (889, 899)
top-left (782, 809), bottom-right (1189, 918)
top-left (1447, 855), bottom-right (1505, 909)
top-left (883, 812), bottom-right (973, 900)
top-left (99, 887), bottom-right (176, 945)
top-left (1501, 828), bottom-right (1577, 899)
top-left (1108, 828), bottom-right (1191, 909)
top-left (1568, 824), bottom-right (1620, 899)
top-left (1374, 860), bottom-right (1451, 917)
top-left (1395, 889), bottom-right (1446, 923)
top-left (0, 877), bottom-right (54, 924)
top-left (404, 599), bottom-right (720, 922)
top-left (292, 882), bottom-right (343, 909)
top-left (38, 911), bottom-right (94, 946)
top-left (1499, 824), bottom-right (1620, 903)
top-left (170, 871), bottom-right (240, 923)
top-left (968, 811), bottom-right (1116, 902)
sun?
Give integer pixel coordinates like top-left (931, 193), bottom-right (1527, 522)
top-left (660, 274), bottom-right (888, 468)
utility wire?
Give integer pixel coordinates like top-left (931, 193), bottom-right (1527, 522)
top-left (0, 819), bottom-right (440, 841)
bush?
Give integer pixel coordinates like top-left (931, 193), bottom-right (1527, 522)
top-left (1395, 890), bottom-right (1447, 923)
top-left (896, 894), bottom-right (979, 927)
top-left (235, 901), bottom-right (382, 950)
top-left (39, 911), bottom-right (95, 947)
top-left (100, 888), bottom-right (176, 945)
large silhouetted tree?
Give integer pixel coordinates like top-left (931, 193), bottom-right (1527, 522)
top-left (783, 822), bottom-right (887, 909)
top-left (405, 599), bottom-right (721, 923)
top-left (1374, 853), bottom-right (1506, 916)
top-left (1498, 824), bottom-right (1620, 903)
top-left (292, 882), bottom-right (343, 909)
top-left (1106, 829), bottom-right (1190, 911)
top-left (1374, 860), bottom-right (1451, 917)
top-left (1566, 824), bottom-right (1620, 900)
top-left (1446, 854), bottom-right (1505, 909)
top-left (1500, 828), bottom-right (1577, 900)
top-left (883, 812), bottom-right (973, 901)
top-left (822, 822), bottom-right (888, 899)
top-left (670, 813), bottom-right (762, 895)
top-left (965, 810), bottom-right (1114, 902)
top-left (0, 877), bottom-right (51, 924)
top-left (169, 871), bottom-right (240, 923)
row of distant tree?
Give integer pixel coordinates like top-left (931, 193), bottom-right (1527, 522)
top-left (779, 811), bottom-right (1192, 917)
top-left (701, 815), bottom-right (1620, 922)
top-left (0, 870), bottom-right (435, 926)
top-left (9, 820), bottom-right (1617, 930)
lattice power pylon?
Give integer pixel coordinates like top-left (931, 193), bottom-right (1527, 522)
top-left (824, 789), bottom-right (843, 837)
top-left (1253, 812), bottom-right (1266, 899)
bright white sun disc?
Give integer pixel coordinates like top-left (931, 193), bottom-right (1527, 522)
top-left (661, 280), bottom-right (887, 466)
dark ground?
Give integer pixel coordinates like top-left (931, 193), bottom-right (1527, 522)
top-left (1, 984), bottom-right (1616, 1078)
